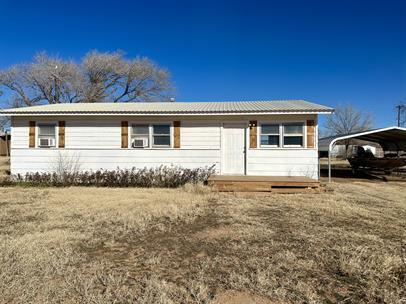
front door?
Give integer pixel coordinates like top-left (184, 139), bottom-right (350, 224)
top-left (222, 123), bottom-right (246, 175)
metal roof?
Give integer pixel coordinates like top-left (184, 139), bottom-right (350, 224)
top-left (0, 100), bottom-right (333, 116)
top-left (319, 126), bottom-right (406, 152)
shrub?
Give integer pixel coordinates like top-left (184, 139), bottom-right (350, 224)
top-left (5, 165), bottom-right (216, 188)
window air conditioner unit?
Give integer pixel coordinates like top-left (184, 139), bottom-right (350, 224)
top-left (132, 138), bottom-right (148, 148)
top-left (39, 138), bottom-right (55, 148)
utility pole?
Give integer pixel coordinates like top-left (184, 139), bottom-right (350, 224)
top-left (396, 104), bottom-right (405, 127)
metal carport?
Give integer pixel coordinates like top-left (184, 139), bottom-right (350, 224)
top-left (319, 126), bottom-right (406, 182)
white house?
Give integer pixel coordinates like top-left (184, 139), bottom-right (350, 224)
top-left (1, 100), bottom-right (333, 178)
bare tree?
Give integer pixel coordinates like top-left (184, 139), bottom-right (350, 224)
top-left (324, 104), bottom-right (373, 136)
top-left (324, 104), bottom-right (374, 157)
top-left (0, 50), bottom-right (173, 107)
top-left (83, 51), bottom-right (172, 103)
top-left (0, 53), bottom-right (83, 107)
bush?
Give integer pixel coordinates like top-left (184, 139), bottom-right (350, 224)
top-left (5, 165), bottom-right (216, 188)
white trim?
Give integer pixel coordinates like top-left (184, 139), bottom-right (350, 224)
top-left (258, 123), bottom-right (281, 148)
top-left (129, 121), bottom-right (173, 149)
top-left (257, 121), bottom-right (307, 149)
top-left (36, 121), bottom-right (58, 149)
top-left (282, 122), bottom-right (305, 148)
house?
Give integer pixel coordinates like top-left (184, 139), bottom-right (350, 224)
top-left (1, 100), bottom-right (334, 178)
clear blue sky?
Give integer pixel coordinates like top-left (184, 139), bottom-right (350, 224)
top-left (0, 0), bottom-right (405, 127)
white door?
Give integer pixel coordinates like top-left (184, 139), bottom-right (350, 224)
top-left (222, 123), bottom-right (246, 175)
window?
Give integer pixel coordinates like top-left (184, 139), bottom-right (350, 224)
top-left (130, 123), bottom-right (171, 148)
top-left (131, 124), bottom-right (149, 148)
top-left (283, 123), bottom-right (304, 147)
top-left (260, 124), bottom-right (280, 147)
top-left (38, 124), bottom-right (56, 148)
top-left (152, 124), bottom-right (171, 147)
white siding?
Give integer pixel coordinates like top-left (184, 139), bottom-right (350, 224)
top-left (10, 149), bottom-right (220, 174)
top-left (10, 115), bottom-right (319, 178)
top-left (247, 149), bottom-right (318, 178)
top-left (10, 118), bottom-right (29, 149)
top-left (181, 121), bottom-right (221, 149)
top-left (65, 120), bottom-right (121, 148)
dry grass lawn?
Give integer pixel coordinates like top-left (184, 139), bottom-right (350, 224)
top-left (0, 182), bottom-right (405, 303)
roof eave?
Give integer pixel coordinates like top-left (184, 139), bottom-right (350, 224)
top-left (0, 110), bottom-right (334, 116)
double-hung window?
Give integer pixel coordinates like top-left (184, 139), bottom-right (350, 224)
top-left (152, 124), bottom-right (171, 147)
top-left (131, 125), bottom-right (150, 148)
top-left (283, 123), bottom-right (304, 147)
top-left (260, 124), bottom-right (280, 147)
top-left (131, 123), bottom-right (171, 148)
top-left (38, 124), bottom-right (56, 148)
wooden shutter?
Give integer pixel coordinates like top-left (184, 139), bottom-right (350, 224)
top-left (306, 120), bottom-right (315, 148)
top-left (29, 121), bottom-right (36, 148)
top-left (249, 120), bottom-right (257, 149)
top-left (58, 121), bottom-right (65, 148)
top-left (174, 121), bottom-right (181, 148)
top-left (121, 121), bottom-right (129, 148)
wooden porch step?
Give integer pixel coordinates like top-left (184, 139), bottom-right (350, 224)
top-left (207, 175), bottom-right (320, 193)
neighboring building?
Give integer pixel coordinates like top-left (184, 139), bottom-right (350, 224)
top-left (0, 131), bottom-right (10, 156)
top-left (322, 143), bottom-right (382, 158)
top-left (1, 100), bottom-right (333, 178)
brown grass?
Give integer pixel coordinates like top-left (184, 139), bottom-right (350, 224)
top-left (0, 156), bottom-right (9, 176)
top-left (0, 181), bottom-right (405, 303)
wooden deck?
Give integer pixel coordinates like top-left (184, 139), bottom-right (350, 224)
top-left (207, 175), bottom-right (321, 193)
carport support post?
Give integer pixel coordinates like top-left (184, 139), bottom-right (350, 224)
top-left (328, 145), bottom-right (332, 183)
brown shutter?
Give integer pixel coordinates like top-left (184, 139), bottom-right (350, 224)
top-left (58, 121), bottom-right (65, 148)
top-left (121, 121), bottom-right (128, 148)
top-left (306, 120), bottom-right (315, 148)
top-left (174, 121), bottom-right (181, 148)
top-left (29, 121), bottom-right (36, 148)
top-left (249, 120), bottom-right (257, 148)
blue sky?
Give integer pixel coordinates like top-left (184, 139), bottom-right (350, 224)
top-left (0, 0), bottom-right (405, 127)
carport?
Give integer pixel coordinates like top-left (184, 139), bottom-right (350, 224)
top-left (319, 126), bottom-right (406, 182)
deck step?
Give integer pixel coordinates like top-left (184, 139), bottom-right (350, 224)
top-left (207, 175), bottom-right (320, 193)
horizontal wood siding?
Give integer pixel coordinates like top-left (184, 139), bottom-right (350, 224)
top-left (65, 120), bottom-right (122, 148)
top-left (246, 149), bottom-right (318, 178)
top-left (180, 121), bottom-right (221, 149)
top-left (10, 149), bottom-right (220, 174)
top-left (11, 119), bottom-right (30, 149)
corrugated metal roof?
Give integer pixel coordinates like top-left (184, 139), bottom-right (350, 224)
top-left (0, 100), bottom-right (334, 115)
top-left (319, 127), bottom-right (406, 152)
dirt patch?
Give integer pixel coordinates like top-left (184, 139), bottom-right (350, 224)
top-left (213, 290), bottom-right (276, 304)
top-left (194, 225), bottom-right (235, 240)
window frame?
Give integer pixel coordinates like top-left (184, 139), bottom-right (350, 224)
top-left (259, 123), bottom-right (281, 148)
top-left (151, 123), bottom-right (172, 148)
top-left (129, 122), bottom-right (173, 149)
top-left (282, 122), bottom-right (305, 148)
top-left (130, 124), bottom-right (150, 149)
top-left (257, 121), bottom-right (307, 149)
top-left (37, 123), bottom-right (57, 149)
